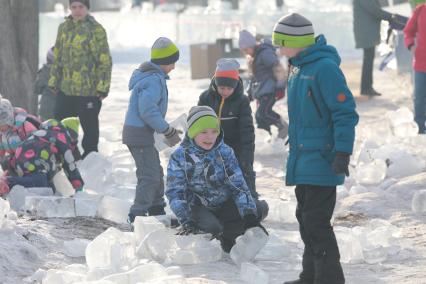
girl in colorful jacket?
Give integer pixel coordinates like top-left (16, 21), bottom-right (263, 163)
top-left (404, 0), bottom-right (426, 133)
top-left (0, 118), bottom-right (83, 197)
top-left (166, 106), bottom-right (268, 252)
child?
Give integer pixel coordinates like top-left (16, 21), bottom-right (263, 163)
top-left (123, 37), bottom-right (182, 223)
top-left (272, 13), bottom-right (359, 284)
top-left (238, 29), bottom-right (288, 139)
top-left (166, 106), bottom-right (268, 252)
top-left (0, 96), bottom-right (40, 167)
top-left (198, 58), bottom-right (258, 199)
top-left (0, 117), bottom-right (83, 197)
top-left (404, 0), bottom-right (426, 133)
top-left (34, 47), bottom-right (56, 120)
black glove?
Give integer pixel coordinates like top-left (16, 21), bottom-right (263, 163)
top-left (163, 126), bottom-right (182, 147)
top-left (332, 152), bottom-right (350, 177)
top-left (243, 214), bottom-right (269, 236)
top-left (176, 221), bottom-right (202, 236)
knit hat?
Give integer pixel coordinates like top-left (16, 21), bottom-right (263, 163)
top-left (272, 13), bottom-right (315, 48)
top-left (0, 96), bottom-right (14, 126)
top-left (214, 58), bottom-right (240, 89)
top-left (46, 47), bottom-right (55, 64)
top-left (151, 37), bottom-right (180, 66)
top-left (238, 30), bottom-right (256, 49)
top-left (187, 106), bottom-right (220, 139)
top-left (411, 0), bottom-right (426, 6)
top-left (69, 0), bottom-right (90, 9)
top-left (61, 117), bottom-right (80, 141)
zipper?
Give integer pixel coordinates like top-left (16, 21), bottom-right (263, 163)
top-left (308, 88), bottom-right (323, 119)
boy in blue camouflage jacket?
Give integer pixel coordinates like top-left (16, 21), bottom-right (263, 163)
top-left (166, 106), bottom-right (268, 252)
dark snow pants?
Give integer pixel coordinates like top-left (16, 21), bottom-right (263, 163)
top-left (295, 185), bottom-right (344, 284)
top-left (255, 94), bottom-right (281, 133)
top-left (7, 172), bottom-right (50, 189)
top-left (55, 93), bottom-right (102, 158)
top-left (191, 199), bottom-right (269, 252)
top-left (361, 47), bottom-right (375, 94)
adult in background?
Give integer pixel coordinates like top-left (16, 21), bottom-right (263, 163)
top-left (272, 13), bottom-right (359, 284)
top-left (49, 0), bottom-right (112, 158)
top-left (34, 47), bottom-right (56, 121)
top-left (239, 30), bottom-right (288, 139)
top-left (353, 0), bottom-right (393, 97)
top-left (123, 37), bottom-right (181, 223)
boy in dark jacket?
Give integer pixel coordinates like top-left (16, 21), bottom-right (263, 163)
top-left (34, 47), bottom-right (56, 120)
top-left (198, 58), bottom-right (258, 199)
top-left (166, 106), bottom-right (268, 252)
top-left (239, 30), bottom-right (288, 139)
top-left (273, 13), bottom-right (359, 284)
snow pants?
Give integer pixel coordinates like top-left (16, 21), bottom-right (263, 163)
top-left (55, 93), bottom-right (102, 158)
top-left (255, 94), bottom-right (281, 133)
top-left (295, 185), bottom-right (344, 284)
top-left (128, 145), bottom-right (165, 222)
top-left (413, 71), bottom-right (426, 133)
top-left (7, 172), bottom-right (50, 189)
top-left (191, 199), bottom-right (269, 252)
top-left (361, 47), bottom-right (375, 94)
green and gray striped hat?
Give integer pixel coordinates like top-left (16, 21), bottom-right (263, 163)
top-left (151, 37), bottom-right (180, 65)
top-left (272, 13), bottom-right (315, 48)
top-left (187, 106), bottom-right (220, 139)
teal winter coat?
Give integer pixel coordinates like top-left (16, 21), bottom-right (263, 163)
top-left (286, 35), bottom-right (359, 187)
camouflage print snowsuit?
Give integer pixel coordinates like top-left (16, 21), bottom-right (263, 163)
top-left (8, 119), bottom-right (83, 191)
top-left (48, 15), bottom-right (112, 97)
top-left (166, 133), bottom-right (258, 227)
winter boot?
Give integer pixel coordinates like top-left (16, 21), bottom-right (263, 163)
top-left (283, 280), bottom-right (313, 284)
top-left (219, 236), bottom-right (236, 253)
top-left (147, 205), bottom-right (166, 216)
top-left (277, 118), bottom-right (289, 139)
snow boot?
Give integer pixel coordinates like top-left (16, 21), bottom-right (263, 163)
top-left (283, 280), bottom-right (313, 284)
top-left (147, 205), bottom-right (166, 216)
top-left (277, 118), bottom-right (288, 139)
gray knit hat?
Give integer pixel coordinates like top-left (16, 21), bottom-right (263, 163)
top-left (0, 96), bottom-right (14, 126)
top-left (151, 37), bottom-right (180, 65)
top-left (272, 13), bottom-right (315, 48)
top-left (238, 30), bottom-right (256, 49)
top-left (187, 106), bottom-right (220, 139)
top-left (69, 0), bottom-right (90, 9)
top-left (214, 58), bottom-right (240, 88)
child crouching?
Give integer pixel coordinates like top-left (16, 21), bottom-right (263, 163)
top-left (166, 106), bottom-right (268, 252)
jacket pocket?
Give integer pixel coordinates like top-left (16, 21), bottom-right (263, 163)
top-left (308, 88), bottom-right (323, 119)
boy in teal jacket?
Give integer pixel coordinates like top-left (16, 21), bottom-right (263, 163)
top-left (273, 13), bottom-right (359, 284)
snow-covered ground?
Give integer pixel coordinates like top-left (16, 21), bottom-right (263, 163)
top-left (1, 3), bottom-right (425, 284)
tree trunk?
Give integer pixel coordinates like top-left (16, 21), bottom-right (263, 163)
top-left (0, 0), bottom-right (39, 113)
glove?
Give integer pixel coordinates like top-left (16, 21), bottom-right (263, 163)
top-left (176, 221), bottom-right (202, 236)
top-left (243, 214), bottom-right (269, 236)
top-left (332, 152), bottom-right (350, 177)
top-left (97, 91), bottom-right (108, 100)
top-left (163, 127), bottom-right (182, 147)
top-left (0, 177), bottom-right (10, 197)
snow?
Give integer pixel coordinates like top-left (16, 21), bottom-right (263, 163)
top-left (0, 2), bottom-right (425, 283)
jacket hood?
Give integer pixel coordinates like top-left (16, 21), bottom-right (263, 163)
top-left (289, 35), bottom-right (341, 67)
top-left (255, 39), bottom-right (275, 56)
top-left (208, 78), bottom-right (244, 102)
top-left (181, 130), bottom-right (225, 154)
top-left (128, 61), bottom-right (168, 91)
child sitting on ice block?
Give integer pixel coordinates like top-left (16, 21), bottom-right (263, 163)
top-left (166, 106), bottom-right (268, 252)
top-left (0, 117), bottom-right (84, 197)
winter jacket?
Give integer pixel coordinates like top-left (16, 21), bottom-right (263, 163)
top-left (251, 40), bottom-right (280, 98)
top-left (166, 133), bottom-right (257, 226)
top-left (48, 15), bottom-right (112, 97)
top-left (0, 108), bottom-right (40, 156)
top-left (122, 62), bottom-right (170, 146)
top-left (404, 4), bottom-right (426, 73)
top-left (286, 35), bottom-right (359, 187)
top-left (353, 0), bottom-right (393, 48)
top-left (198, 79), bottom-right (255, 167)
top-left (11, 119), bottom-right (84, 191)
top-left (34, 64), bottom-right (56, 120)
